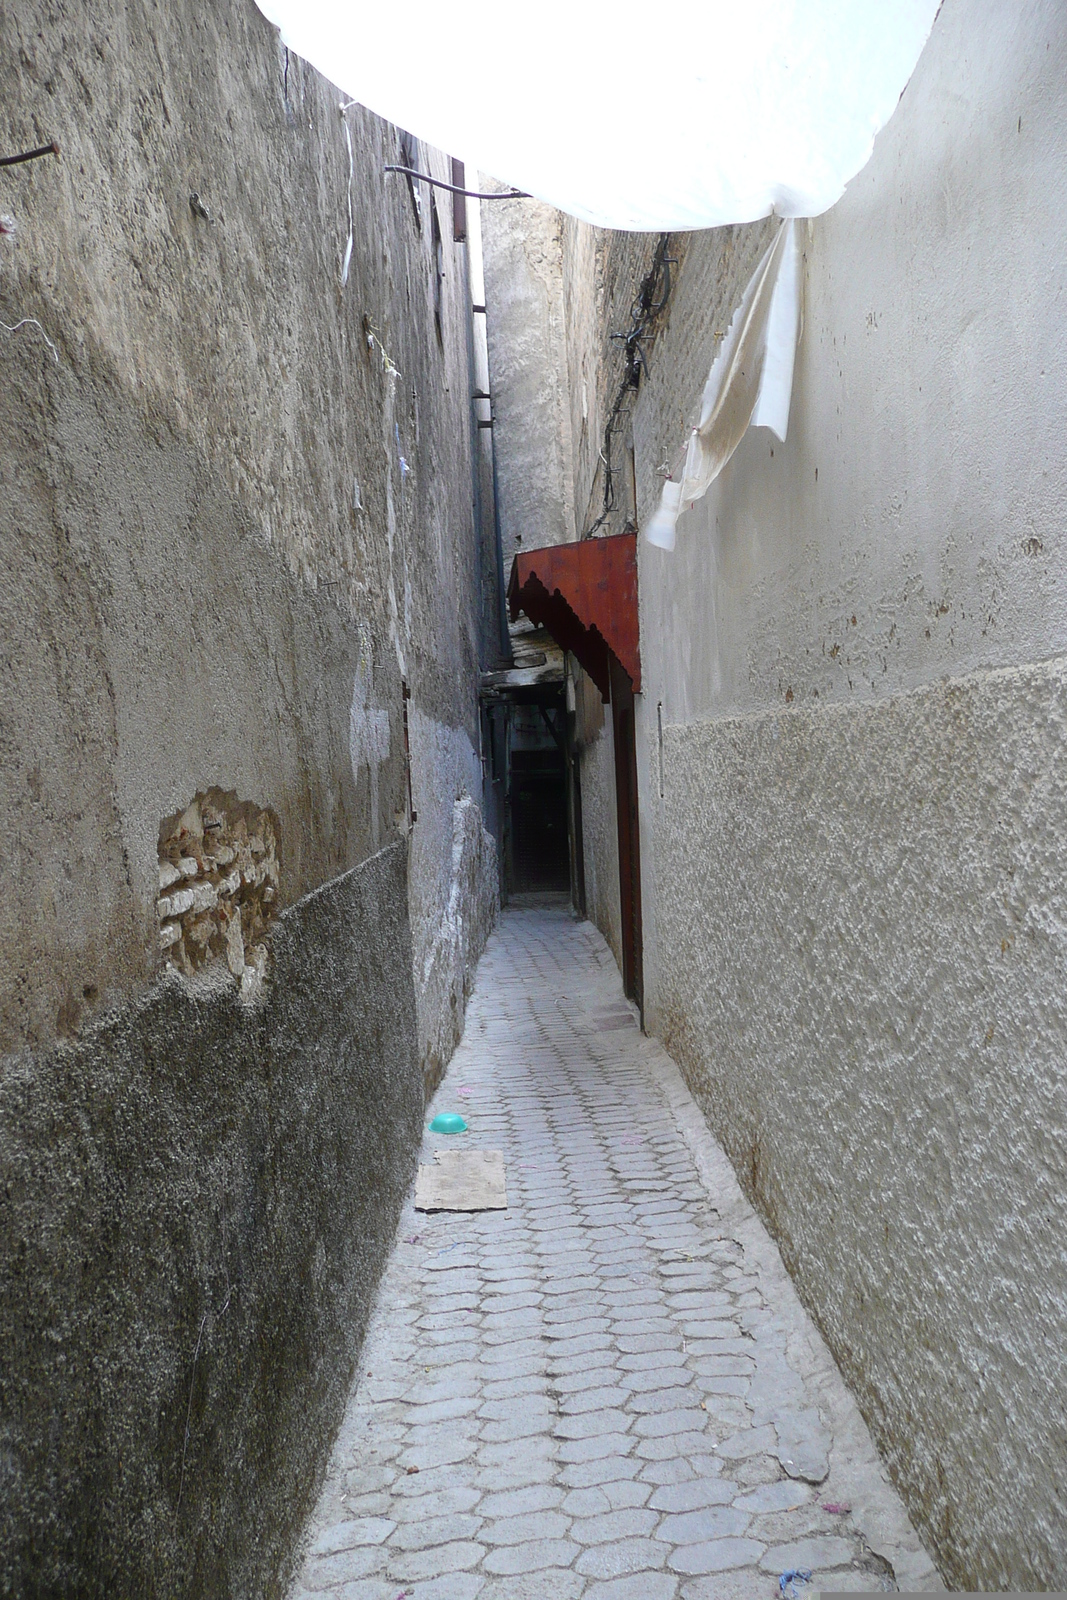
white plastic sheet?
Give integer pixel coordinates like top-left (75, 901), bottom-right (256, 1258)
top-left (254, 0), bottom-right (938, 233)
top-left (646, 220), bottom-right (800, 551)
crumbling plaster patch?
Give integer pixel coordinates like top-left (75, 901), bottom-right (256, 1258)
top-left (157, 790), bottom-right (279, 998)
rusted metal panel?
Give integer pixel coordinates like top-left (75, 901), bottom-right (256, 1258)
top-left (507, 532), bottom-right (640, 697)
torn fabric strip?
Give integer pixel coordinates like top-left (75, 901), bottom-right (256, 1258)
top-left (646, 219), bottom-right (800, 552)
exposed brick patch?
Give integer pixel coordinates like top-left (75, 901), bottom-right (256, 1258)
top-left (157, 788), bottom-right (279, 996)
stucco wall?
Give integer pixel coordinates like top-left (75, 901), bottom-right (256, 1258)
top-left (1, 845), bottom-right (419, 1600)
top-left (626, 0), bottom-right (1067, 1586)
top-left (481, 194), bottom-right (576, 564)
top-left (0, 1), bottom-right (495, 1591)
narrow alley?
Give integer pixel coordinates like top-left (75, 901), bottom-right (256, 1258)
top-left (5, 3), bottom-right (1067, 1590)
top-left (290, 904), bottom-right (939, 1600)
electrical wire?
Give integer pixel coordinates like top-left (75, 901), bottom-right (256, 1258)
top-left (583, 233), bottom-right (674, 538)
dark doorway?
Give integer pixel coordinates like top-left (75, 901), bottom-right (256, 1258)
top-left (507, 702), bottom-right (570, 894)
top-left (610, 657), bottom-right (643, 1009)
top-left (510, 750), bottom-right (569, 891)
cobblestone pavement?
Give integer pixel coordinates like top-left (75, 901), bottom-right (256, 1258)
top-left (291, 905), bottom-right (941, 1600)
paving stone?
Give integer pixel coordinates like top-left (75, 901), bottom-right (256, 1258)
top-left (680, 1571), bottom-right (770, 1600)
top-left (557, 1429), bottom-right (634, 1464)
top-left (656, 1507), bottom-right (751, 1544)
top-left (550, 1350), bottom-right (620, 1377)
top-left (478, 1483), bottom-right (562, 1518)
top-left (481, 1373), bottom-right (548, 1401)
top-left (553, 1365), bottom-right (622, 1394)
top-left (389, 1485), bottom-right (482, 1521)
top-left (650, 1479), bottom-right (739, 1512)
top-left (623, 1360), bottom-right (692, 1387)
top-left (632, 1407), bottom-right (710, 1438)
top-left (758, 1536), bottom-right (855, 1572)
top-left (583, 1576), bottom-right (678, 1600)
top-left (554, 1406), bottom-right (631, 1440)
top-left (309, 1518), bottom-right (395, 1556)
top-left (715, 1423), bottom-right (779, 1460)
top-left (560, 1453), bottom-right (643, 1489)
top-left (477, 1571), bottom-right (584, 1600)
top-left (386, 1540), bottom-right (486, 1581)
top-left (617, 1348), bottom-right (690, 1372)
top-left (574, 1535), bottom-right (669, 1578)
top-left (628, 1385), bottom-right (701, 1414)
top-left (402, 1577), bottom-right (486, 1600)
top-left (479, 1510), bottom-right (570, 1545)
top-left (559, 1384), bottom-right (632, 1413)
top-left (389, 1513), bottom-right (483, 1552)
top-left (313, 1582), bottom-right (395, 1600)
top-left (481, 1538), bottom-right (581, 1575)
top-left (401, 1395), bottom-right (482, 1426)
top-left (669, 1538), bottom-right (767, 1574)
top-left (570, 1506), bottom-right (659, 1543)
top-left (300, 1546), bottom-right (387, 1589)
top-left (734, 1480), bottom-right (811, 1514)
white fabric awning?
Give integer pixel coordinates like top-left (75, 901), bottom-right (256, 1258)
top-left (255, 0), bottom-right (939, 233)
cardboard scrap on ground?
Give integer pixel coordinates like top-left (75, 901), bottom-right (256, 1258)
top-left (415, 1149), bottom-right (507, 1212)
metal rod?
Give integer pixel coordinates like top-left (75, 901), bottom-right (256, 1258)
top-left (0, 141), bottom-right (59, 168)
top-left (385, 165), bottom-right (529, 200)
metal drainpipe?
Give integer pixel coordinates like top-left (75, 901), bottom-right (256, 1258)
top-left (488, 431), bottom-right (510, 662)
top-left (464, 183), bottom-right (512, 665)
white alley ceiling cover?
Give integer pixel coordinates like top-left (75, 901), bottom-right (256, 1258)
top-left (255, 0), bottom-right (939, 232)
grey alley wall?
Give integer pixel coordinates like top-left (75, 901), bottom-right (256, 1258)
top-left (0, 2), bottom-right (496, 1593)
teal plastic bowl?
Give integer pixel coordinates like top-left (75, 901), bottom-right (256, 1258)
top-left (429, 1112), bottom-right (468, 1134)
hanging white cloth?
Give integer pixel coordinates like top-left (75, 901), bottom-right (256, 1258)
top-left (253, 1), bottom-right (939, 234)
top-left (645, 219), bottom-right (800, 552)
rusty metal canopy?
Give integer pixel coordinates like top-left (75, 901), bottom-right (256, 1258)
top-left (507, 533), bottom-right (640, 700)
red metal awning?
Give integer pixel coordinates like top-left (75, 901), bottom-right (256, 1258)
top-left (507, 532), bottom-right (640, 700)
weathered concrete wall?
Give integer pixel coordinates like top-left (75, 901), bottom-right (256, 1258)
top-left (0, 0), bottom-right (495, 1591)
top-left (481, 193), bottom-right (575, 566)
top-left (624, 0), bottom-right (1067, 1587)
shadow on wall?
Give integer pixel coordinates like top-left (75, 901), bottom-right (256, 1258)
top-left (418, 795), bottom-right (499, 1100)
top-left (0, 842), bottom-right (421, 1600)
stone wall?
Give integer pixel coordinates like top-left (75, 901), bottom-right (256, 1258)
top-left (0, 0), bottom-right (496, 1591)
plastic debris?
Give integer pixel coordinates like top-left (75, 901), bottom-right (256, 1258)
top-left (821, 1501), bottom-right (852, 1515)
top-left (779, 1570), bottom-right (812, 1600)
top-left (429, 1112), bottom-right (467, 1134)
